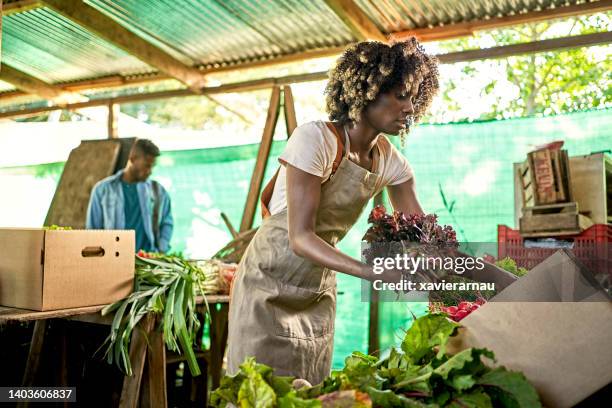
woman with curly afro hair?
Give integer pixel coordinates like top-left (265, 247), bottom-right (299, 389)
top-left (227, 38), bottom-right (440, 385)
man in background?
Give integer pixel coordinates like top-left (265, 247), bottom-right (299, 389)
top-left (86, 139), bottom-right (173, 253)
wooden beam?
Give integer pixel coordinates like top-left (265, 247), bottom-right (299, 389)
top-left (0, 73), bottom-right (169, 102)
top-left (220, 212), bottom-right (239, 239)
top-left (0, 46), bottom-right (345, 102)
top-left (0, 63), bottom-right (87, 104)
top-left (240, 86), bottom-right (281, 232)
top-left (0, 46), bottom-right (344, 102)
top-left (437, 31), bottom-right (612, 64)
top-left (282, 85), bottom-right (297, 137)
top-left (2, 0), bottom-right (41, 16)
top-left (202, 46), bottom-right (345, 75)
top-left (3, 31), bottom-right (610, 119)
top-left (392, 0), bottom-right (612, 42)
top-left (107, 102), bottom-right (119, 139)
top-left (41, 0), bottom-right (206, 92)
top-left (323, 0), bottom-right (387, 42)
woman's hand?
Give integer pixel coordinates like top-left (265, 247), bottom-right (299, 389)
top-left (388, 177), bottom-right (424, 215)
top-left (362, 263), bottom-right (405, 284)
top-left (286, 164), bottom-right (371, 280)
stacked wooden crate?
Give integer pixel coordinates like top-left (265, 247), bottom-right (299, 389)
top-left (515, 150), bottom-right (610, 237)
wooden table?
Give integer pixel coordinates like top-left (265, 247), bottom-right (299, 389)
top-left (0, 294), bottom-right (229, 408)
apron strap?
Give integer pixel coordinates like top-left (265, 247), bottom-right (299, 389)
top-left (324, 122), bottom-right (346, 175)
top-left (327, 122), bottom-right (381, 175)
top-left (260, 168), bottom-right (280, 218)
top-left (260, 122), bottom-right (346, 219)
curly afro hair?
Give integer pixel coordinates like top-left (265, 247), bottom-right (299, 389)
top-left (325, 38), bottom-right (439, 128)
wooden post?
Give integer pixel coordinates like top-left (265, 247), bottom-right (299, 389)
top-left (108, 102), bottom-right (119, 139)
top-left (21, 319), bottom-right (46, 380)
top-left (17, 320), bottom-right (47, 408)
top-left (119, 314), bottom-right (155, 408)
top-left (140, 317), bottom-right (167, 408)
top-left (367, 192), bottom-right (384, 355)
top-left (239, 86), bottom-right (281, 232)
top-left (282, 85), bottom-right (297, 137)
top-left (209, 304), bottom-right (230, 390)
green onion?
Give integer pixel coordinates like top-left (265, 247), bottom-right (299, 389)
top-left (98, 255), bottom-right (221, 376)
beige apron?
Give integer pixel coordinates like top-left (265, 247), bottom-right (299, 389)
top-left (227, 123), bottom-right (382, 385)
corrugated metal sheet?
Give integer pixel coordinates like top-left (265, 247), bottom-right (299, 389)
top-left (1, 7), bottom-right (153, 83)
top-left (0, 0), bottom-right (604, 100)
top-left (355, 0), bottom-right (589, 33)
top-left (85, 0), bottom-right (355, 68)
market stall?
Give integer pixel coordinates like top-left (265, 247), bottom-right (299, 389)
top-left (1, 1), bottom-right (611, 407)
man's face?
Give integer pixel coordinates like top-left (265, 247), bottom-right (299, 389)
top-left (130, 154), bottom-right (156, 182)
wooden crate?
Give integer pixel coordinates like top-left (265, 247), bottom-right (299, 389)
top-left (569, 152), bottom-right (611, 225)
top-left (514, 152), bottom-right (610, 228)
top-left (524, 148), bottom-right (573, 205)
top-left (517, 161), bottom-right (536, 208)
top-left (519, 202), bottom-right (593, 238)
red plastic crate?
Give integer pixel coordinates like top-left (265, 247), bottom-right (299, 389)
top-left (497, 224), bottom-right (611, 279)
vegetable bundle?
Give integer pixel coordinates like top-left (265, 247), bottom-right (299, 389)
top-left (98, 254), bottom-right (212, 376)
top-left (211, 314), bottom-right (542, 407)
top-left (364, 206), bottom-right (457, 246)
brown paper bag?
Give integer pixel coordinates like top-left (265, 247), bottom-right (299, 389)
top-left (447, 250), bottom-right (611, 408)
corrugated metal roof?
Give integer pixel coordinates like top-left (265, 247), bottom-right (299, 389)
top-left (1, 6), bottom-right (153, 83)
top-left (0, 0), bottom-right (605, 100)
top-left (355, 0), bottom-right (582, 33)
top-left (85, 0), bottom-right (355, 68)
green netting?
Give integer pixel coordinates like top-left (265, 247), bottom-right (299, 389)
top-left (0, 108), bottom-right (610, 368)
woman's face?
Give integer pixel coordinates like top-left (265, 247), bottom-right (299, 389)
top-left (362, 83), bottom-right (417, 135)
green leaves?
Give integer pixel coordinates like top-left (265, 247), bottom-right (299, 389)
top-left (401, 314), bottom-right (459, 363)
top-left (495, 257), bottom-right (528, 277)
top-left (366, 387), bottom-right (434, 408)
top-left (433, 348), bottom-right (494, 382)
top-left (211, 314), bottom-right (541, 408)
top-left (238, 359), bottom-right (277, 408)
top-left (477, 368), bottom-right (541, 408)
top-left (210, 371), bottom-right (246, 407)
top-left (278, 391), bottom-right (322, 408)
top-left (446, 390), bottom-right (493, 408)
top-left (99, 255), bottom-right (211, 376)
top-left (338, 352), bottom-right (384, 391)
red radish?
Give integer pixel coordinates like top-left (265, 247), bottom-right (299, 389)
top-left (455, 310), bottom-right (469, 320)
top-left (458, 301), bottom-right (471, 310)
top-left (446, 306), bottom-right (458, 314)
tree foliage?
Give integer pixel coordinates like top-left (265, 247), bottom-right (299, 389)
top-left (429, 13), bottom-right (611, 122)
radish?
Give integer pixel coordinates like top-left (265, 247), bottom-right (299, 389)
top-left (455, 310), bottom-right (469, 320)
top-left (458, 301), bottom-right (471, 310)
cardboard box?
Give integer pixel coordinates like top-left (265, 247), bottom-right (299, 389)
top-left (448, 250), bottom-right (611, 408)
top-left (0, 228), bottom-right (135, 311)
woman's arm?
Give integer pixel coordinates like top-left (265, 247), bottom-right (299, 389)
top-left (387, 177), bottom-right (424, 215)
top-left (286, 164), bottom-right (373, 281)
